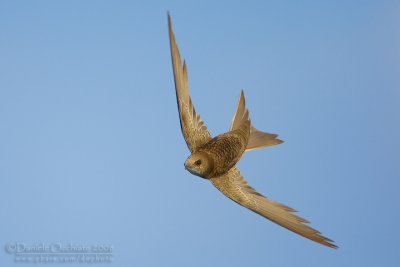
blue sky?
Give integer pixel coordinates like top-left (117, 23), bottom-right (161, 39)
top-left (1, 1), bottom-right (399, 266)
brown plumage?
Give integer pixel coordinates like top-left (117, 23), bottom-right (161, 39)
top-left (168, 14), bottom-right (337, 249)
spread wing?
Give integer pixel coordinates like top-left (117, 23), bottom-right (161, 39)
top-left (168, 14), bottom-right (212, 153)
top-left (210, 167), bottom-right (337, 248)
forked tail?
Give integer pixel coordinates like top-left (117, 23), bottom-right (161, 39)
top-left (230, 90), bottom-right (283, 151)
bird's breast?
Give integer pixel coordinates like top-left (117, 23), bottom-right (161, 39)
top-left (198, 133), bottom-right (247, 177)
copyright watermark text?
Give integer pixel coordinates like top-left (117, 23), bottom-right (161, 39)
top-left (4, 242), bottom-right (113, 264)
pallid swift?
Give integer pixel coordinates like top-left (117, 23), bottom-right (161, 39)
top-left (168, 14), bottom-right (336, 249)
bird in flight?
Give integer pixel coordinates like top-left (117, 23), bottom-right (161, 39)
top-left (168, 14), bottom-right (337, 249)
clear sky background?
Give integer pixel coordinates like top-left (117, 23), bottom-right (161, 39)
top-left (1, 1), bottom-right (399, 266)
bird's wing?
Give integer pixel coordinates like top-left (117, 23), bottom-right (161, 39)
top-left (210, 167), bottom-right (337, 248)
top-left (168, 14), bottom-right (212, 153)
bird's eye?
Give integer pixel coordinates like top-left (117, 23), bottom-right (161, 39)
top-left (195, 159), bottom-right (202, 166)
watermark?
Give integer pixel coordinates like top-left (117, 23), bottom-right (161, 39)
top-left (4, 242), bottom-right (113, 264)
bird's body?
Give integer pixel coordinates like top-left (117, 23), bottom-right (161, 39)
top-left (168, 14), bottom-right (337, 249)
top-left (185, 119), bottom-right (250, 178)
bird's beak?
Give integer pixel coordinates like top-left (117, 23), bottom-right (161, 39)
top-left (184, 159), bottom-right (192, 171)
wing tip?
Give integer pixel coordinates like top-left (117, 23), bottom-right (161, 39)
top-left (322, 240), bottom-right (338, 249)
top-left (167, 11), bottom-right (171, 22)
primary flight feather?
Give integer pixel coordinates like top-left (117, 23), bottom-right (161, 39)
top-left (168, 14), bottom-right (337, 249)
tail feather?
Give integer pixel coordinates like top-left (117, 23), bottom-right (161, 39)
top-left (230, 90), bottom-right (283, 152)
top-left (230, 90), bottom-right (248, 131)
top-left (246, 126), bottom-right (283, 151)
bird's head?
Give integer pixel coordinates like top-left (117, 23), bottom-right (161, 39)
top-left (184, 151), bottom-right (214, 179)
